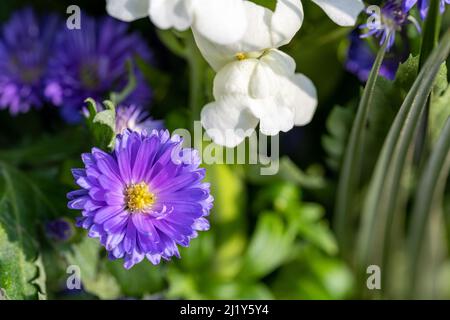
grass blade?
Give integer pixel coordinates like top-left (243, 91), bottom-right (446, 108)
top-left (334, 40), bottom-right (388, 254)
top-left (356, 29), bottom-right (450, 295)
top-left (407, 117), bottom-right (450, 297)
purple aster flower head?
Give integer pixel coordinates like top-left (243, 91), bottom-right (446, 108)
top-left (405, 0), bottom-right (450, 19)
top-left (115, 105), bottom-right (164, 134)
top-left (360, 0), bottom-right (418, 51)
top-left (346, 30), bottom-right (408, 82)
top-left (67, 130), bottom-right (213, 269)
top-left (0, 8), bottom-right (61, 115)
top-left (45, 15), bottom-right (153, 123)
top-left (45, 218), bottom-right (74, 242)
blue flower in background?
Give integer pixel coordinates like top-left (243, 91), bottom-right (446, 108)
top-left (115, 104), bottom-right (164, 134)
top-left (0, 8), bottom-right (60, 115)
top-left (67, 130), bottom-right (213, 269)
top-left (405, 0), bottom-right (450, 19)
top-left (45, 218), bottom-right (74, 242)
top-left (360, 0), bottom-right (416, 51)
top-left (345, 30), bottom-right (408, 82)
top-left (46, 15), bottom-right (153, 123)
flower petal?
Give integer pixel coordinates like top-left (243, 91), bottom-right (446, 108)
top-left (106, 0), bottom-right (149, 22)
top-left (201, 96), bottom-right (259, 148)
top-left (281, 73), bottom-right (318, 126)
top-left (213, 59), bottom-right (258, 98)
top-left (310, 0), bottom-right (364, 26)
top-left (148, 0), bottom-right (192, 30)
top-left (192, 0), bottom-right (247, 45)
top-left (247, 98), bottom-right (295, 136)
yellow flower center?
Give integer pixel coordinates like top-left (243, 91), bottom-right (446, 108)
top-left (124, 182), bottom-right (155, 213)
top-left (235, 52), bottom-right (247, 61)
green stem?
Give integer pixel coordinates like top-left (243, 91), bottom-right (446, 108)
top-left (415, 0), bottom-right (442, 164)
top-left (184, 33), bottom-right (206, 131)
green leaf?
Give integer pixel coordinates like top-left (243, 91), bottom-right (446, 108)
top-left (106, 259), bottom-right (165, 298)
top-left (272, 246), bottom-right (354, 299)
top-left (334, 40), bottom-right (388, 252)
top-left (298, 204), bottom-right (338, 256)
top-left (0, 163), bottom-right (47, 299)
top-left (85, 99), bottom-right (116, 151)
top-left (415, 0), bottom-right (443, 164)
top-left (430, 77), bottom-right (450, 144)
top-left (407, 118), bottom-right (450, 296)
top-left (64, 236), bottom-right (120, 299)
top-left (239, 212), bottom-right (297, 279)
top-left (322, 104), bottom-right (355, 171)
top-left (356, 29), bottom-right (450, 294)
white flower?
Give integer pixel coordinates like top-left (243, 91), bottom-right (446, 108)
top-left (193, 0), bottom-right (364, 71)
top-left (192, 0), bottom-right (304, 71)
top-left (201, 49), bottom-right (317, 148)
top-left (197, 0), bottom-right (363, 147)
top-left (106, 0), bottom-right (248, 44)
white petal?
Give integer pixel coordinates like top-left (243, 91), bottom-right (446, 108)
top-left (310, 0), bottom-right (364, 26)
top-left (249, 59), bottom-right (282, 99)
top-left (271, 0), bottom-right (304, 47)
top-left (148, 0), bottom-right (193, 30)
top-left (213, 59), bottom-right (258, 99)
top-left (259, 49), bottom-right (297, 76)
top-left (281, 73), bottom-right (318, 126)
top-left (247, 98), bottom-right (295, 136)
top-left (106, 0), bottom-right (149, 22)
top-left (201, 96), bottom-right (259, 148)
top-left (192, 0), bottom-right (247, 45)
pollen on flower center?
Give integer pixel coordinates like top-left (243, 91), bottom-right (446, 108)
top-left (235, 52), bottom-right (247, 61)
top-left (124, 182), bottom-right (155, 213)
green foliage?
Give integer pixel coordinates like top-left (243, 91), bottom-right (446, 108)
top-left (0, 163), bottom-right (47, 299)
top-left (322, 104), bottom-right (355, 171)
top-left (240, 212), bottom-right (297, 279)
top-left (407, 119), bottom-right (450, 297)
top-left (85, 99), bottom-right (116, 151)
top-left (106, 259), bottom-right (165, 298)
top-left (334, 40), bottom-right (389, 252)
top-left (356, 29), bottom-right (450, 297)
top-left (249, 0), bottom-right (277, 11)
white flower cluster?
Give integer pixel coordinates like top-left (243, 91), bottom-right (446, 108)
top-left (106, 0), bottom-right (364, 147)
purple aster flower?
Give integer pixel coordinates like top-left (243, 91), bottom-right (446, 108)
top-left (345, 30), bottom-right (408, 82)
top-left (45, 15), bottom-right (153, 123)
top-left (115, 105), bottom-right (164, 134)
top-left (45, 218), bottom-right (74, 242)
top-left (405, 0), bottom-right (450, 19)
top-left (67, 130), bottom-right (213, 269)
top-left (0, 8), bottom-right (61, 115)
top-left (360, 0), bottom-right (418, 50)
